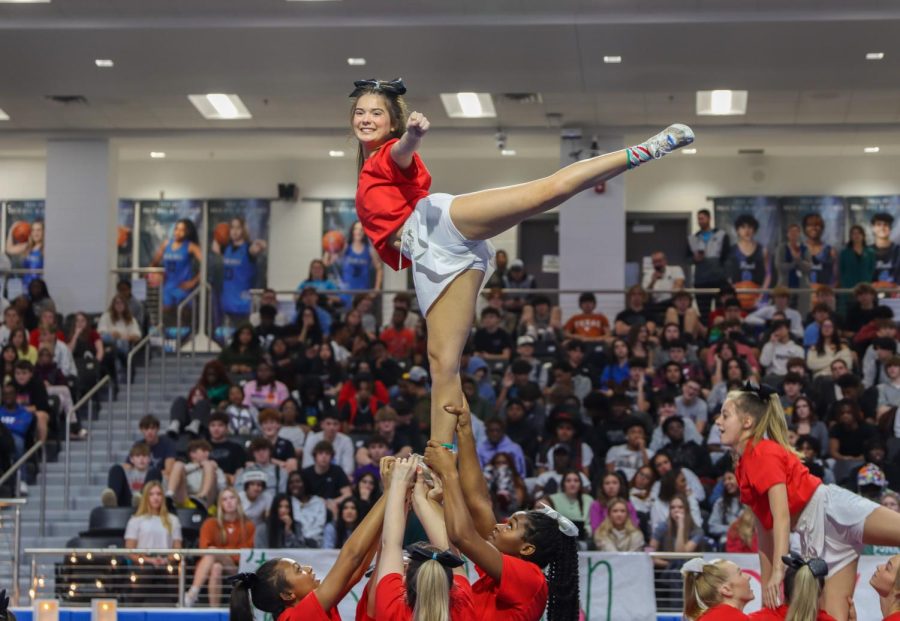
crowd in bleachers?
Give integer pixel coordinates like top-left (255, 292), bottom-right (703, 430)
top-left (0, 278), bottom-right (144, 496)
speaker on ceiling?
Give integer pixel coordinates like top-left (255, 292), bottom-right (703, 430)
top-left (278, 183), bottom-right (298, 201)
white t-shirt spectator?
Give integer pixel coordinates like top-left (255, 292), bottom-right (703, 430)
top-left (124, 514), bottom-right (182, 548)
top-left (239, 490), bottom-right (271, 525)
top-left (642, 265), bottom-right (685, 304)
top-left (605, 444), bottom-right (654, 481)
top-left (292, 496), bottom-right (327, 548)
top-left (759, 340), bottom-right (805, 376)
top-left (97, 312), bottom-right (142, 340)
top-left (675, 396), bottom-right (709, 431)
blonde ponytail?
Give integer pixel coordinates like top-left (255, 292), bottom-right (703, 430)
top-left (412, 560), bottom-right (451, 621)
top-left (785, 565), bottom-right (821, 621)
top-left (682, 559), bottom-right (729, 621)
top-left (726, 390), bottom-right (800, 456)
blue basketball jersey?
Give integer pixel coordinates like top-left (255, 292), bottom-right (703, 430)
top-left (222, 243), bottom-right (255, 315)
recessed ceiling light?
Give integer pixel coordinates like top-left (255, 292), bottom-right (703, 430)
top-left (0, 1), bottom-right (51, 3)
top-left (347, 58), bottom-right (366, 66)
top-left (440, 93), bottom-right (496, 119)
top-left (150, 152), bottom-right (166, 159)
top-left (866, 52), bottom-right (885, 60)
top-left (94, 59), bottom-right (114, 68)
top-left (696, 90), bottom-right (748, 116)
top-left (0, 108), bottom-right (9, 121)
top-left (683, 148), bottom-right (697, 155)
top-left (603, 56), bottom-right (622, 64)
top-left (187, 94), bottom-right (252, 120)
top-left (328, 150), bottom-right (345, 158)
top-left (864, 146), bottom-right (880, 153)
top-left (501, 149), bottom-right (517, 156)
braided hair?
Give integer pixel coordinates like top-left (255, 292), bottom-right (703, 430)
top-left (522, 511), bottom-right (580, 621)
top-left (228, 559), bottom-right (290, 621)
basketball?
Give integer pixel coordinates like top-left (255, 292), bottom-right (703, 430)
top-left (322, 230), bottom-right (346, 253)
top-left (117, 225), bottom-right (130, 248)
top-left (734, 281), bottom-right (762, 310)
top-left (11, 221), bottom-right (30, 244)
top-left (214, 222), bottom-right (230, 247)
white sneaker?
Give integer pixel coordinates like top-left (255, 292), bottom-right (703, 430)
top-left (18, 481), bottom-right (28, 496)
top-left (183, 587), bottom-right (199, 608)
top-left (100, 488), bottom-right (117, 507)
top-left (642, 123), bottom-right (695, 159)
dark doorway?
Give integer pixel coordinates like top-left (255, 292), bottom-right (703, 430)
top-left (519, 215), bottom-right (559, 299)
top-left (625, 213), bottom-right (692, 287)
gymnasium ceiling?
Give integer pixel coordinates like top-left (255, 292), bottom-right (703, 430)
top-left (1, 0), bottom-right (899, 159)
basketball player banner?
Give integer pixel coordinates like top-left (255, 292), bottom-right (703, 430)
top-left (240, 549), bottom-right (657, 621)
top-left (847, 195), bottom-right (900, 245)
top-left (206, 199), bottom-right (270, 332)
top-left (779, 196), bottom-right (846, 249)
top-left (136, 199), bottom-right (204, 268)
top-left (117, 200), bottom-right (135, 269)
top-left (3, 199), bottom-right (45, 262)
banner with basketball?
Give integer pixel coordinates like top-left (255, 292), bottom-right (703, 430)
top-left (206, 199), bottom-right (270, 335)
top-left (116, 200), bottom-right (136, 269)
top-left (847, 195), bottom-right (900, 245)
top-left (321, 198), bottom-right (359, 280)
top-left (714, 196), bottom-right (779, 308)
top-left (3, 200), bottom-right (46, 288)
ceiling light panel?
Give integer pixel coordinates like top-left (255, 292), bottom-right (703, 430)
top-left (440, 93), bottom-right (496, 118)
top-left (347, 58), bottom-right (366, 66)
top-left (866, 52), bottom-right (885, 60)
top-left (94, 59), bottom-right (114, 68)
top-left (696, 90), bottom-right (748, 116)
top-left (188, 94), bottom-right (252, 120)
top-left (0, 108), bottom-right (9, 121)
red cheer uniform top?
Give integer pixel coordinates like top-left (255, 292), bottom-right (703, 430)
top-left (355, 578), bottom-right (375, 621)
top-left (749, 604), bottom-right (837, 620)
top-left (884, 613), bottom-right (900, 621)
top-left (698, 604), bottom-right (751, 620)
top-left (278, 592), bottom-right (342, 621)
top-left (374, 572), bottom-right (475, 621)
top-left (734, 439), bottom-right (821, 530)
top-left (472, 555), bottom-right (548, 621)
top-left (355, 138), bottom-right (432, 270)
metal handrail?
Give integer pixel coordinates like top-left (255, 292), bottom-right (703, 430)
top-left (110, 267), bottom-right (166, 396)
top-left (1, 498), bottom-right (27, 606)
top-left (63, 376), bottom-right (112, 511)
top-left (175, 284), bottom-right (204, 382)
top-left (251, 286), bottom-right (900, 296)
top-left (0, 440), bottom-right (44, 488)
top-left (0, 268), bottom-right (45, 275)
top-left (125, 335), bottom-right (153, 433)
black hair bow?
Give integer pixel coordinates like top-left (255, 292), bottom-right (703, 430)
top-left (0, 589), bottom-right (9, 621)
top-left (225, 572), bottom-right (259, 587)
top-left (405, 543), bottom-right (464, 568)
top-left (742, 380), bottom-right (776, 401)
top-left (349, 78), bottom-right (407, 98)
top-left (781, 553), bottom-right (828, 579)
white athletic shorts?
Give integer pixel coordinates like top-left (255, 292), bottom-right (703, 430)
top-left (399, 193), bottom-right (495, 316)
top-left (794, 484), bottom-right (880, 576)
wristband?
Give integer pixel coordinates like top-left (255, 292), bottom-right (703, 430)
top-left (440, 443), bottom-right (455, 450)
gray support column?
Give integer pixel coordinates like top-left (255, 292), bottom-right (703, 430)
top-left (45, 140), bottom-right (117, 312)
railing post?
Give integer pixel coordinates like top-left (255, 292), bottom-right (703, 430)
top-left (176, 299), bottom-right (183, 384)
top-left (63, 406), bottom-right (71, 509)
top-left (144, 343), bottom-right (151, 417)
top-left (39, 446), bottom-right (46, 537)
top-left (86, 399), bottom-right (94, 478)
top-left (177, 554), bottom-right (186, 607)
top-left (13, 502), bottom-right (21, 605)
top-left (107, 381), bottom-right (114, 458)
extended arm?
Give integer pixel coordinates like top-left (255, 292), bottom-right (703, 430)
top-left (762, 484), bottom-right (790, 609)
top-left (390, 112), bottom-right (429, 169)
top-left (445, 402), bottom-right (497, 538)
top-left (376, 457), bottom-right (417, 586)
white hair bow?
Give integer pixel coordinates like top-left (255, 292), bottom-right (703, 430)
top-left (536, 502), bottom-right (580, 538)
top-left (680, 557), bottom-right (721, 577)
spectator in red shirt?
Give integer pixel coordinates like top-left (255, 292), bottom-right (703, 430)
top-left (29, 308), bottom-right (65, 348)
top-left (379, 308), bottom-right (416, 363)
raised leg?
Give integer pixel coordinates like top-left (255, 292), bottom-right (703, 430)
top-left (167, 461), bottom-right (188, 505)
top-left (863, 506), bottom-right (900, 546)
top-left (424, 269), bottom-right (484, 444)
top-left (821, 559), bottom-right (857, 621)
top-left (449, 124), bottom-right (693, 241)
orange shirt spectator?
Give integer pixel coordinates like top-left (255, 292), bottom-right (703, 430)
top-left (563, 293), bottom-right (610, 342)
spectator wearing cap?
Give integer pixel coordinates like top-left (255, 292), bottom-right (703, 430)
top-left (605, 418), bottom-right (653, 481)
top-left (397, 365), bottom-right (431, 434)
top-left (563, 292), bottom-right (611, 345)
top-left (542, 410), bottom-right (594, 475)
top-left (502, 258), bottom-right (536, 315)
top-left (301, 411), bottom-right (354, 477)
top-left (379, 307), bottom-right (417, 363)
top-left (513, 335), bottom-right (542, 380)
top-left (237, 437), bottom-right (288, 494)
top-left (473, 307), bottom-right (512, 364)
top-left (477, 417), bottom-right (527, 477)
top-left (760, 319), bottom-right (805, 384)
top-left (745, 286), bottom-right (804, 339)
top-left (301, 440), bottom-right (352, 518)
top-left (857, 463), bottom-right (889, 501)
top-left (238, 469), bottom-right (270, 525)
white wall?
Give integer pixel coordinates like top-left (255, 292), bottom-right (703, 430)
top-left (0, 158), bottom-right (45, 198)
